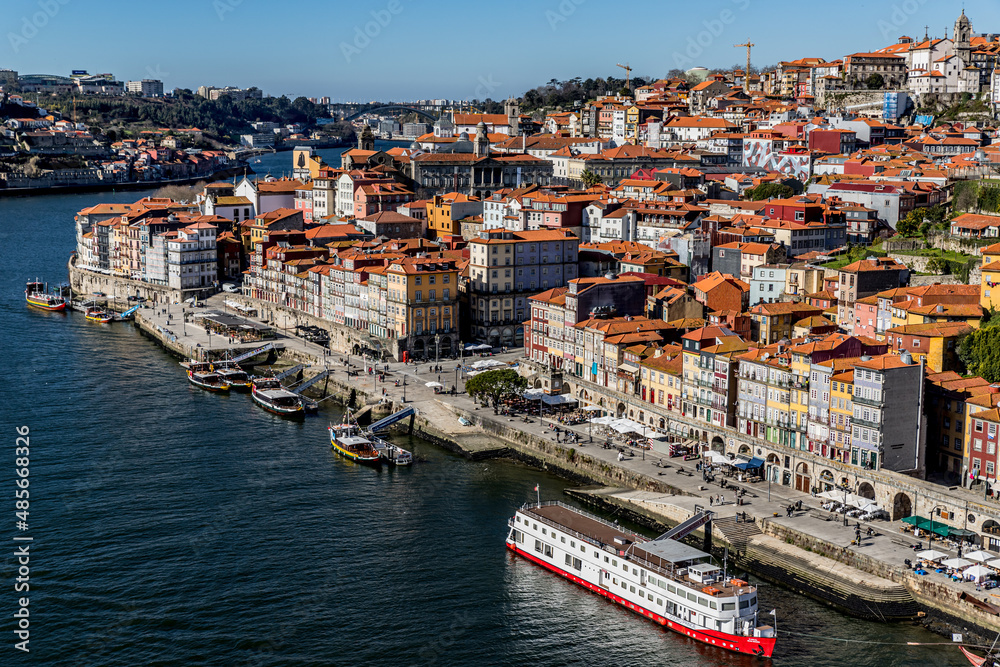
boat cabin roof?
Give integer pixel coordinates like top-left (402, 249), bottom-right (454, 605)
top-left (338, 435), bottom-right (372, 446)
top-left (257, 389), bottom-right (299, 399)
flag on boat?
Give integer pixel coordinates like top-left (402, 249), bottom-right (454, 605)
top-left (534, 484), bottom-right (539, 491)
top-left (769, 609), bottom-right (776, 615)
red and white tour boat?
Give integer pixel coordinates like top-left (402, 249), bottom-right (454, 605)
top-left (507, 501), bottom-right (777, 658)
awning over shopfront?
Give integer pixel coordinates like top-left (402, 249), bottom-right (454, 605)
top-left (732, 457), bottom-right (764, 471)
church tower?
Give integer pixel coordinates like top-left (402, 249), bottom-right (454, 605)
top-left (358, 125), bottom-right (375, 151)
top-left (473, 121), bottom-right (489, 157)
top-left (505, 96), bottom-right (520, 135)
top-left (954, 10), bottom-right (973, 64)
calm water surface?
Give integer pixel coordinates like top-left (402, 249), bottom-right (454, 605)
top-left (0, 166), bottom-right (968, 665)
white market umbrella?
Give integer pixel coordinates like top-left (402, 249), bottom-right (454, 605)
top-left (590, 416), bottom-right (616, 425)
top-left (966, 550), bottom-right (996, 563)
top-left (858, 502), bottom-right (882, 513)
top-left (986, 559), bottom-right (1000, 570)
top-left (425, 381), bottom-right (444, 388)
top-left (965, 565), bottom-right (994, 582)
top-left (916, 549), bottom-right (949, 562)
top-left (581, 405), bottom-right (604, 412)
top-left (941, 558), bottom-right (973, 570)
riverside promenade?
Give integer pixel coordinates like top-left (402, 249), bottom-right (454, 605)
top-left (130, 295), bottom-right (1000, 636)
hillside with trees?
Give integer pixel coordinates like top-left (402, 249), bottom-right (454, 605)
top-left (39, 90), bottom-right (330, 144)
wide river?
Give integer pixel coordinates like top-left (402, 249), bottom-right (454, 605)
top-left (0, 145), bottom-right (968, 665)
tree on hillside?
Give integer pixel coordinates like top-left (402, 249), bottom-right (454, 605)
top-left (580, 169), bottom-right (602, 188)
top-left (959, 326), bottom-right (1000, 382)
top-left (745, 182), bottom-right (794, 201)
top-left (895, 209), bottom-right (923, 237)
top-left (866, 73), bottom-right (885, 90)
top-left (465, 369), bottom-right (527, 413)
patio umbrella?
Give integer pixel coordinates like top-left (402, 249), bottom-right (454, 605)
top-left (965, 550), bottom-right (996, 563)
top-left (424, 381), bottom-right (443, 388)
top-left (965, 565), bottom-right (994, 582)
top-left (941, 557), bottom-right (973, 569)
top-left (916, 549), bottom-right (949, 562)
top-left (986, 559), bottom-right (1000, 570)
top-left (581, 405), bottom-right (604, 412)
top-left (590, 416), bottom-right (616, 425)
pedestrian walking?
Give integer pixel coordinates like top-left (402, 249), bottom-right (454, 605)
top-left (720, 494), bottom-right (725, 506)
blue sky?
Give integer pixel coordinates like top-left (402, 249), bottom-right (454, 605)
top-left (5, 0), bottom-right (1000, 101)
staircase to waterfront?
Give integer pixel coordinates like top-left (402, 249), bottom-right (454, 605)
top-left (713, 516), bottom-right (763, 553)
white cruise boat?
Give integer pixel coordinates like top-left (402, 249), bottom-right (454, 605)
top-left (506, 501), bottom-right (776, 658)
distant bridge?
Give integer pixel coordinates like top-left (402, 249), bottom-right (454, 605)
top-left (342, 105), bottom-right (440, 122)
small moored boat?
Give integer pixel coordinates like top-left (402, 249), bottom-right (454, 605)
top-left (329, 417), bottom-right (381, 466)
top-left (25, 281), bottom-right (66, 311)
top-left (212, 361), bottom-right (252, 391)
top-left (251, 377), bottom-right (305, 417)
top-left (188, 370), bottom-right (230, 392)
top-left (85, 307), bottom-right (113, 323)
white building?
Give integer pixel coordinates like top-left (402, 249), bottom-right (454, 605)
top-left (166, 222), bottom-right (217, 290)
top-left (126, 79), bottom-right (164, 97)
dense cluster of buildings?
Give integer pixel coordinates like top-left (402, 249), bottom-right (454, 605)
top-left (60, 7), bottom-right (1000, 541)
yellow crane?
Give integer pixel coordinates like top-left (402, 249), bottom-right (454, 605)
top-left (734, 40), bottom-right (754, 89)
top-left (616, 62), bottom-right (632, 91)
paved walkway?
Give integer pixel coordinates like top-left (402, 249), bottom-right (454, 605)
top-left (159, 296), bottom-right (998, 602)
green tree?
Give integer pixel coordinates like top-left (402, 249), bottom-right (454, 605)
top-left (895, 209), bottom-right (923, 237)
top-left (580, 169), bottom-right (602, 187)
top-left (745, 182), bottom-right (794, 201)
top-left (865, 73), bottom-right (885, 90)
top-left (959, 326), bottom-right (1000, 381)
top-left (924, 257), bottom-right (949, 274)
top-left (465, 369), bottom-right (528, 413)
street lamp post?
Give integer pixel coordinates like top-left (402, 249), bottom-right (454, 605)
top-left (402, 376), bottom-right (407, 403)
top-left (454, 364), bottom-right (459, 394)
top-left (435, 333), bottom-right (440, 365)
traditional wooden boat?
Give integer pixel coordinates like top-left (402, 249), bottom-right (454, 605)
top-left (25, 281), bottom-right (66, 311)
top-left (251, 377), bottom-right (305, 417)
top-left (329, 416), bottom-right (381, 466)
top-left (212, 361), bottom-right (252, 391)
top-left (188, 370), bottom-right (230, 392)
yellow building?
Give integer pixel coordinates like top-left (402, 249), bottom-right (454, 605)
top-left (639, 344), bottom-right (684, 421)
top-left (829, 368), bottom-right (855, 460)
top-left (982, 242), bottom-right (1000, 310)
top-left (426, 193), bottom-right (482, 239)
top-left (885, 322), bottom-right (973, 373)
top-left (386, 256), bottom-right (460, 359)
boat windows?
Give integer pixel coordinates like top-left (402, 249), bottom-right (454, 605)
top-left (709, 600), bottom-right (717, 610)
top-left (630, 585), bottom-right (636, 593)
top-left (698, 597), bottom-right (708, 607)
top-left (570, 540), bottom-right (576, 548)
top-left (534, 540), bottom-right (542, 554)
top-left (722, 602), bottom-right (736, 611)
top-left (687, 592), bottom-right (697, 602)
top-left (533, 523), bottom-right (538, 530)
top-left (573, 558), bottom-right (581, 571)
top-left (581, 545), bottom-right (586, 553)
top-left (542, 528), bottom-right (547, 535)
top-left (632, 568), bottom-right (638, 575)
top-left (565, 554), bottom-right (573, 567)
top-left (594, 551), bottom-right (599, 558)
top-left (639, 590), bottom-right (645, 599)
top-left (667, 584), bottom-right (676, 594)
top-left (739, 599), bottom-right (750, 609)
top-left (612, 559), bottom-right (618, 567)
top-left (613, 577), bottom-right (618, 585)
top-left (749, 596), bottom-right (757, 606)
top-left (515, 516), bottom-right (521, 523)
top-left (560, 536), bottom-right (565, 544)
top-left (656, 598), bottom-right (663, 606)
top-left (621, 581), bottom-right (627, 590)
top-left (604, 555), bottom-right (609, 563)
top-left (543, 545), bottom-right (553, 558)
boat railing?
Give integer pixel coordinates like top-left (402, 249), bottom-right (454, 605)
top-left (523, 501), bottom-right (646, 542)
top-left (520, 503), bottom-right (755, 597)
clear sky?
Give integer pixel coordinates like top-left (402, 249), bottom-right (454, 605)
top-left (5, 0), bottom-right (1000, 101)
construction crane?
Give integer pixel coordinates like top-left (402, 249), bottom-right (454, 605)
top-left (616, 62), bottom-right (632, 91)
top-left (734, 40), bottom-right (754, 89)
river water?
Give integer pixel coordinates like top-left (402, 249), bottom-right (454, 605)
top-left (0, 155), bottom-right (970, 665)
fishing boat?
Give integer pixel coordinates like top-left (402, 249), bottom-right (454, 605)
top-left (211, 361), bottom-right (252, 391)
top-left (328, 417), bottom-right (381, 466)
top-left (25, 281), bottom-right (66, 311)
top-left (85, 307), bottom-right (113, 323)
top-left (507, 501), bottom-right (777, 658)
top-left (251, 377), bottom-right (305, 417)
top-left (188, 369), bottom-right (230, 392)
